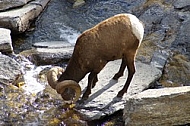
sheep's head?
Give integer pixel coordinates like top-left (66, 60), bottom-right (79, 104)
top-left (47, 67), bottom-right (81, 104)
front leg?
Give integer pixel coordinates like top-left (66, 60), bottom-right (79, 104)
top-left (92, 74), bottom-right (98, 88)
top-left (82, 72), bottom-right (97, 100)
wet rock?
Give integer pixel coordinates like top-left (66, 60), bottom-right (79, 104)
top-left (0, 0), bottom-right (51, 33)
top-left (0, 0), bottom-right (33, 11)
top-left (0, 54), bottom-right (22, 85)
top-left (124, 86), bottom-right (190, 126)
top-left (0, 84), bottom-right (59, 126)
top-left (0, 28), bottom-right (13, 54)
top-left (76, 60), bottom-right (161, 120)
top-left (20, 41), bottom-right (74, 65)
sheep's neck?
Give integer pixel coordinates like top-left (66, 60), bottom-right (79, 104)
top-left (58, 57), bottom-right (86, 83)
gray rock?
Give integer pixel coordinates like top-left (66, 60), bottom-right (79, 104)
top-left (76, 60), bottom-right (162, 120)
top-left (124, 86), bottom-right (190, 126)
top-left (139, 4), bottom-right (165, 35)
top-left (0, 28), bottom-right (13, 54)
top-left (30, 0), bottom-right (51, 9)
top-left (0, 0), bottom-right (33, 11)
top-left (173, 0), bottom-right (190, 9)
top-left (0, 54), bottom-right (21, 85)
top-left (20, 41), bottom-right (74, 65)
top-left (172, 17), bottom-right (190, 58)
top-left (0, 0), bottom-right (51, 33)
top-left (150, 50), bottom-right (169, 70)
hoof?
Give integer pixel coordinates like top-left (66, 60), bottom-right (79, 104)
top-left (81, 94), bottom-right (89, 101)
top-left (77, 99), bottom-right (86, 105)
top-left (113, 73), bottom-right (123, 80)
top-left (117, 91), bottom-right (124, 98)
top-left (112, 76), bottom-right (119, 80)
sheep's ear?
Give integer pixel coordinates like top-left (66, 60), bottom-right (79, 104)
top-left (56, 80), bottom-right (81, 104)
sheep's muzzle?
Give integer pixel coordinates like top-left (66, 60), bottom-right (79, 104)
top-left (47, 67), bottom-right (81, 104)
top-left (56, 80), bottom-right (81, 104)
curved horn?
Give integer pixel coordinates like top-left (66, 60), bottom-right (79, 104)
top-left (47, 67), bottom-right (64, 89)
top-left (56, 80), bottom-right (81, 103)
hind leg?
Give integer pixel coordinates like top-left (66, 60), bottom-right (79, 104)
top-left (113, 57), bottom-right (127, 80)
top-left (92, 74), bottom-right (98, 88)
top-left (117, 54), bottom-right (136, 97)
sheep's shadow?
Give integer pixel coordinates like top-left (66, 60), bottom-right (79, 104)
top-left (76, 79), bottom-right (120, 106)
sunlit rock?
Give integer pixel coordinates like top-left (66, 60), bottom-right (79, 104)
top-left (124, 86), bottom-right (190, 126)
top-left (0, 0), bottom-right (33, 11)
top-left (0, 54), bottom-right (21, 85)
top-left (0, 0), bottom-right (51, 33)
top-left (77, 60), bottom-right (162, 120)
top-left (0, 28), bottom-right (13, 54)
top-left (20, 41), bottom-right (74, 65)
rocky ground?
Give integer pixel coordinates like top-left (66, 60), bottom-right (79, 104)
top-left (0, 0), bottom-right (190, 125)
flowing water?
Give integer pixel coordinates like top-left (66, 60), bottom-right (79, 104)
top-left (13, 0), bottom-right (142, 53)
top-left (5, 0), bottom-right (190, 125)
top-left (0, 55), bottom-right (90, 125)
top-left (6, 0), bottom-right (147, 125)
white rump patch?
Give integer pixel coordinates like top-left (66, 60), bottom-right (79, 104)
top-left (125, 14), bottom-right (144, 42)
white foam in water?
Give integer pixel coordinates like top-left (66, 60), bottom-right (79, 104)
top-left (22, 65), bottom-right (49, 95)
top-left (17, 24), bottom-right (80, 95)
top-left (19, 56), bottom-right (50, 95)
top-left (59, 24), bottom-right (80, 44)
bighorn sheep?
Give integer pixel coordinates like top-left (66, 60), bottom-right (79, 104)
top-left (47, 13), bottom-right (144, 103)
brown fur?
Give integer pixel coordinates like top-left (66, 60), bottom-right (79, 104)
top-left (58, 14), bottom-right (143, 100)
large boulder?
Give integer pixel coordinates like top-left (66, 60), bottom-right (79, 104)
top-left (77, 60), bottom-right (162, 120)
top-left (0, 0), bottom-right (51, 33)
top-left (124, 86), bottom-right (190, 126)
